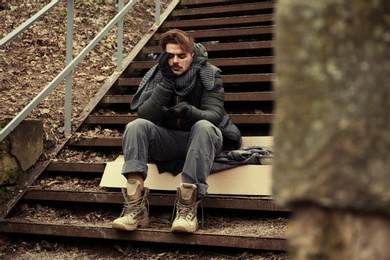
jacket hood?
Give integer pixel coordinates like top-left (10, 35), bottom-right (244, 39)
top-left (192, 43), bottom-right (208, 67)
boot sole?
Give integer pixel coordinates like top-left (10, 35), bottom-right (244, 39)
top-left (170, 225), bottom-right (197, 233)
top-left (112, 219), bottom-right (150, 231)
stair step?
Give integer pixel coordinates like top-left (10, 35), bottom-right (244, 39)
top-left (41, 160), bottom-right (286, 211)
top-left (151, 26), bottom-right (274, 42)
top-left (180, 0), bottom-right (266, 7)
top-left (142, 41), bottom-right (273, 54)
top-left (23, 189), bottom-right (286, 211)
top-left (162, 14), bottom-right (273, 29)
top-left (118, 74), bottom-right (273, 87)
top-left (129, 56), bottom-right (274, 70)
top-left (100, 92), bottom-right (275, 104)
top-left (83, 114), bottom-right (273, 125)
top-left (46, 161), bottom-right (106, 172)
top-left (0, 221), bottom-right (287, 251)
top-left (171, 2), bottom-right (274, 17)
top-left (180, 0), bottom-right (258, 5)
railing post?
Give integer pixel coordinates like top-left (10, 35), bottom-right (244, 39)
top-left (64, 0), bottom-right (74, 136)
top-left (155, 0), bottom-right (161, 25)
top-left (117, 0), bottom-right (124, 71)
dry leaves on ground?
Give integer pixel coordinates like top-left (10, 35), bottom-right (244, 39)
top-left (0, 0), bottom-right (170, 157)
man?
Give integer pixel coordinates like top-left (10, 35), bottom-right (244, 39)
top-left (112, 29), bottom-right (242, 233)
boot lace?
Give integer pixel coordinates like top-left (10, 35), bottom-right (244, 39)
top-left (120, 187), bottom-right (149, 217)
top-left (171, 199), bottom-right (204, 227)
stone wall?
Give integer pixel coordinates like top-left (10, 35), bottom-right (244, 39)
top-left (0, 119), bottom-right (43, 201)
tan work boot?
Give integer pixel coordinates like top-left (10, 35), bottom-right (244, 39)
top-left (112, 179), bottom-right (149, 231)
top-left (171, 183), bottom-right (201, 233)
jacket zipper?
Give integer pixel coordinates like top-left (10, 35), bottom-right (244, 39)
top-left (175, 96), bottom-right (181, 129)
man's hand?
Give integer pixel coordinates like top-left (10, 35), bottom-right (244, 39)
top-left (157, 51), bottom-right (175, 82)
top-left (162, 102), bottom-right (192, 119)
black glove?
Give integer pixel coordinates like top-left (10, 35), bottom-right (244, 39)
top-left (157, 51), bottom-right (175, 82)
top-left (162, 102), bottom-right (192, 119)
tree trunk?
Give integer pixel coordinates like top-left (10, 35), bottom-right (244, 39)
top-left (273, 0), bottom-right (390, 258)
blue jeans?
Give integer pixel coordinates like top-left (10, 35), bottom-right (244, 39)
top-left (121, 118), bottom-right (223, 199)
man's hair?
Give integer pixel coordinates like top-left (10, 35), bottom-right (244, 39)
top-left (160, 29), bottom-right (195, 54)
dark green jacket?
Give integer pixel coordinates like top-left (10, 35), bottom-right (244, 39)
top-left (138, 71), bottom-right (223, 131)
top-left (132, 43), bottom-right (241, 150)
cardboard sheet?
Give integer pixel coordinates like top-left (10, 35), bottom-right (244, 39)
top-left (100, 136), bottom-right (274, 196)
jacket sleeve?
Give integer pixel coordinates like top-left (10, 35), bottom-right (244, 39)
top-left (137, 81), bottom-right (173, 124)
top-left (186, 72), bottom-right (225, 126)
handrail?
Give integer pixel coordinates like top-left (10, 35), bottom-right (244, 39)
top-left (0, 0), bottom-right (162, 142)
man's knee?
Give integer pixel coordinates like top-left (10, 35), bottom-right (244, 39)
top-left (192, 120), bottom-right (222, 143)
top-left (123, 119), bottom-right (156, 145)
top-left (192, 120), bottom-right (215, 132)
top-left (125, 118), bottom-right (150, 132)
top-left (124, 118), bottom-right (156, 138)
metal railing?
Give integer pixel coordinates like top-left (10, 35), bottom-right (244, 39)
top-left (0, 0), bottom-right (162, 142)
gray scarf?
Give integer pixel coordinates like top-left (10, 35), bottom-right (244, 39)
top-left (131, 43), bottom-right (221, 110)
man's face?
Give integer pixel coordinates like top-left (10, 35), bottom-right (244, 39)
top-left (166, 43), bottom-right (194, 76)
